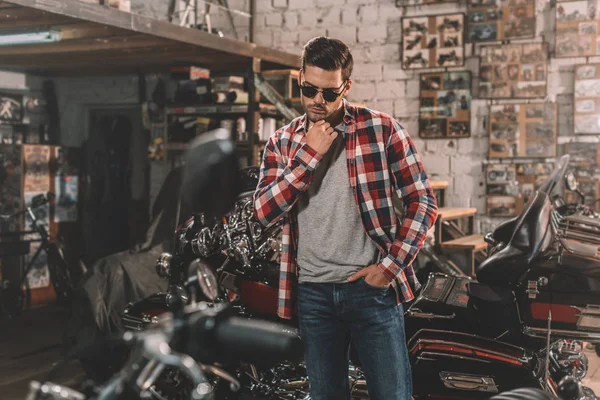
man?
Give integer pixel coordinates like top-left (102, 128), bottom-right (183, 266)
top-left (253, 37), bottom-right (438, 400)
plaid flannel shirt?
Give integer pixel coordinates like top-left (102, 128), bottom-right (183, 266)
top-left (253, 100), bottom-right (438, 320)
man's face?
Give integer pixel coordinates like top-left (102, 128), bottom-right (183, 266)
top-left (298, 65), bottom-right (352, 123)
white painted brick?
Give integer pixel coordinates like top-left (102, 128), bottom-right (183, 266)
top-left (327, 26), bottom-right (357, 45)
top-left (255, 29), bottom-right (274, 47)
top-left (348, 82), bottom-right (376, 101)
top-left (378, 4), bottom-right (402, 20)
top-left (411, 137), bottom-right (426, 153)
top-left (354, 44), bottom-right (401, 63)
top-left (426, 139), bottom-right (459, 156)
top-left (298, 9), bottom-right (317, 28)
top-left (396, 118), bottom-right (418, 137)
top-left (368, 100), bottom-right (394, 115)
top-left (357, 25), bottom-right (387, 44)
top-left (376, 80), bottom-right (405, 100)
top-left (299, 28), bottom-right (327, 46)
top-left (383, 64), bottom-right (410, 81)
top-left (0, 71), bottom-right (26, 90)
top-left (284, 12), bottom-right (299, 29)
top-left (358, 5), bottom-right (378, 23)
top-left (274, 31), bottom-right (299, 47)
top-left (457, 136), bottom-right (487, 155)
top-left (420, 154), bottom-right (451, 177)
top-left (341, 6), bottom-right (358, 25)
top-left (316, 7), bottom-right (341, 26)
top-left (352, 63), bottom-right (383, 81)
top-left (394, 98), bottom-right (418, 118)
top-left (346, 0), bottom-right (377, 5)
top-left (256, 0), bottom-right (273, 12)
top-left (406, 79), bottom-right (420, 98)
top-left (450, 155), bottom-right (481, 176)
top-left (265, 12), bottom-right (283, 26)
top-left (288, 0), bottom-right (313, 10)
top-left (387, 17), bottom-right (402, 43)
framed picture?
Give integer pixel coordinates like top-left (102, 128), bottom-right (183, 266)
top-left (0, 93), bottom-right (23, 124)
top-left (468, 0), bottom-right (536, 42)
top-left (488, 102), bottom-right (557, 158)
top-left (478, 43), bottom-right (548, 98)
top-left (573, 63), bottom-right (600, 134)
top-left (419, 71), bottom-right (471, 138)
top-left (555, 0), bottom-right (600, 57)
top-left (402, 13), bottom-right (465, 70)
top-left (486, 161), bottom-right (554, 216)
top-left (559, 142), bottom-right (600, 211)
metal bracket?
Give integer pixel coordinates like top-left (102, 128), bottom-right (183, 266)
top-left (527, 280), bottom-right (539, 299)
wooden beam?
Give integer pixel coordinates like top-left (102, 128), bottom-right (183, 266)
top-left (57, 22), bottom-right (131, 40)
top-left (5, 0), bottom-right (300, 68)
top-left (0, 14), bottom-right (72, 29)
top-left (0, 34), bottom-right (177, 56)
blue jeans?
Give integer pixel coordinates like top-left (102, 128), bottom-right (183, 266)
top-left (297, 278), bottom-right (412, 400)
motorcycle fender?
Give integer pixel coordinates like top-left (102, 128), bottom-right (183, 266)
top-left (408, 329), bottom-right (541, 399)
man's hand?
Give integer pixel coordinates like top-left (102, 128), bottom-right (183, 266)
top-left (305, 120), bottom-right (337, 156)
top-left (347, 264), bottom-right (391, 288)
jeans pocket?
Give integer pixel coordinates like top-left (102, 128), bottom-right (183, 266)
top-left (361, 276), bottom-right (389, 292)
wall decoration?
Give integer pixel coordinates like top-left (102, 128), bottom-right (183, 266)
top-left (573, 63), bottom-right (600, 134)
top-left (419, 71), bottom-right (471, 138)
top-left (0, 93), bottom-right (23, 124)
top-left (489, 102), bottom-right (557, 158)
top-left (559, 142), bottom-right (600, 211)
top-left (478, 43), bottom-right (548, 98)
top-left (468, 0), bottom-right (536, 42)
top-left (555, 1), bottom-right (600, 57)
top-left (402, 14), bottom-right (465, 70)
top-left (23, 145), bottom-right (51, 193)
top-left (486, 161), bottom-right (554, 216)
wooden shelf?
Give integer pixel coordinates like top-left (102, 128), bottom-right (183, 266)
top-left (167, 103), bottom-right (279, 117)
top-left (431, 180), bottom-right (449, 190)
top-left (437, 207), bottom-right (478, 221)
top-left (440, 234), bottom-right (487, 251)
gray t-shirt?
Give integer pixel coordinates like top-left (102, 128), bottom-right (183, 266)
top-left (296, 123), bottom-right (379, 283)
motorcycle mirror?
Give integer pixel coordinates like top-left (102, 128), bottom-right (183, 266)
top-left (565, 172), bottom-right (578, 192)
top-left (180, 128), bottom-right (240, 219)
top-left (189, 258), bottom-right (219, 302)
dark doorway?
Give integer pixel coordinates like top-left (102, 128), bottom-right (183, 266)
top-left (82, 107), bottom-right (149, 265)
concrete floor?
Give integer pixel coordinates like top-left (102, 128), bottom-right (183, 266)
top-left (0, 305), bottom-right (599, 399)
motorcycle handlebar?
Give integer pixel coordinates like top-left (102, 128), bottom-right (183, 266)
top-left (215, 316), bottom-right (302, 361)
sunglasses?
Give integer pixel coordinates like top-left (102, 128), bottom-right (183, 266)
top-left (300, 80), bottom-right (348, 103)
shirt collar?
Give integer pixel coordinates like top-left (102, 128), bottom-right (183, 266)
top-left (294, 99), bottom-right (355, 133)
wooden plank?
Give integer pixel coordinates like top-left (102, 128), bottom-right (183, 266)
top-left (6, 0), bottom-right (300, 68)
top-left (262, 69), bottom-right (299, 77)
top-left (0, 14), bottom-right (72, 29)
top-left (0, 34), bottom-right (176, 56)
top-left (58, 21), bottom-right (131, 40)
top-left (437, 207), bottom-right (478, 220)
top-left (440, 234), bottom-right (487, 251)
top-left (431, 180), bottom-right (449, 190)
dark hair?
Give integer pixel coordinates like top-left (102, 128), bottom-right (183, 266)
top-left (301, 37), bottom-right (353, 81)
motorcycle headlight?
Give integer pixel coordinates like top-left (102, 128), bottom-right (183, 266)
top-left (156, 252), bottom-right (173, 278)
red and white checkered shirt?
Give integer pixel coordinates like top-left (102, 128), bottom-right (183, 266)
top-left (254, 100), bottom-right (438, 320)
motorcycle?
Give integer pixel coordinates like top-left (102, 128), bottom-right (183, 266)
top-left (123, 150), bottom-right (597, 399)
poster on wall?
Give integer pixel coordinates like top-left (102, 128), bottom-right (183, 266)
top-left (573, 64), bottom-right (600, 134)
top-left (489, 102), bottom-right (557, 158)
top-left (559, 142), bottom-right (600, 211)
top-left (0, 144), bottom-right (22, 233)
top-left (419, 71), bottom-right (471, 138)
top-left (0, 93), bottom-right (23, 124)
top-left (402, 13), bottom-right (465, 70)
top-left (23, 145), bottom-right (51, 193)
top-left (478, 43), bottom-right (548, 98)
top-left (468, 0), bottom-right (536, 42)
top-left (54, 175), bottom-right (78, 223)
top-left (555, 0), bottom-right (600, 57)
top-left (486, 161), bottom-right (554, 217)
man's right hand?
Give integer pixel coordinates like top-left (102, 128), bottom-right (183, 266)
top-left (305, 120), bottom-right (337, 156)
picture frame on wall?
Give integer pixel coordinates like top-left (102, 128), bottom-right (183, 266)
top-left (419, 71), bottom-right (471, 139)
top-left (402, 13), bottom-right (466, 70)
top-left (488, 102), bottom-right (557, 158)
top-left (468, 0), bottom-right (536, 42)
top-left (478, 42), bottom-right (548, 99)
top-left (573, 63), bottom-right (600, 134)
top-left (555, 0), bottom-right (600, 57)
top-left (0, 93), bottom-right (23, 124)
